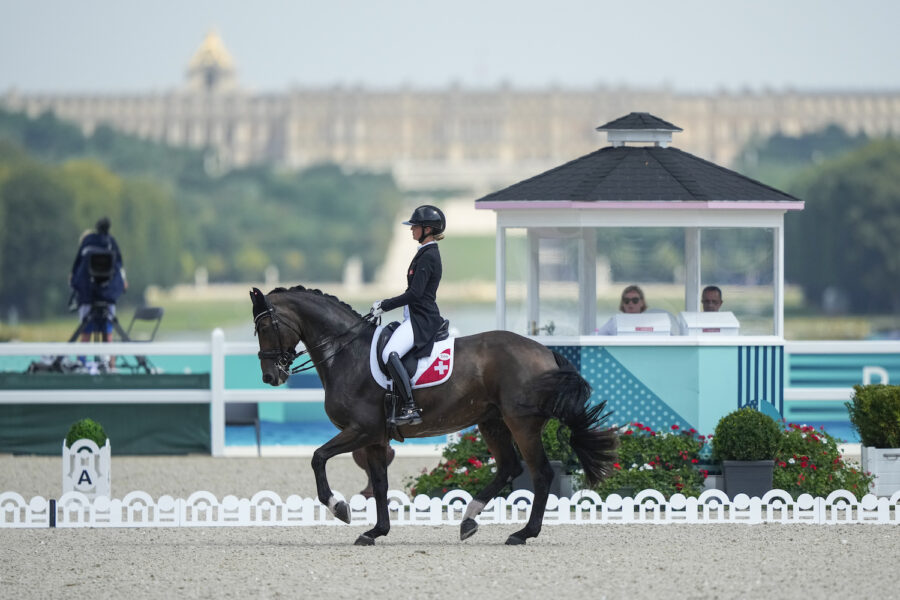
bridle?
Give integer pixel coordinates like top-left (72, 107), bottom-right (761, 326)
top-left (253, 293), bottom-right (376, 380)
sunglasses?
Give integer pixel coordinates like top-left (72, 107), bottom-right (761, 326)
top-left (622, 297), bottom-right (642, 304)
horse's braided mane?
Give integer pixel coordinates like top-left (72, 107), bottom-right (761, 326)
top-left (270, 285), bottom-right (364, 318)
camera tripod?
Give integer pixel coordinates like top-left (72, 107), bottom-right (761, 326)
top-left (66, 301), bottom-right (154, 374)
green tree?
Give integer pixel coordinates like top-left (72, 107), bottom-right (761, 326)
top-left (0, 165), bottom-right (77, 318)
top-left (786, 140), bottom-right (900, 313)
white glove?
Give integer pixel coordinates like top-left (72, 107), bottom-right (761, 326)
top-left (371, 301), bottom-right (384, 317)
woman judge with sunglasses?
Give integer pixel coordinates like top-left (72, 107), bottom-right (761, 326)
top-left (596, 285), bottom-right (647, 335)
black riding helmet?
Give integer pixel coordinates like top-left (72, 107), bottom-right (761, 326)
top-left (403, 205), bottom-right (445, 242)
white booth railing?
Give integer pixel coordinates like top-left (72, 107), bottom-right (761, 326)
top-left (0, 329), bottom-right (323, 456)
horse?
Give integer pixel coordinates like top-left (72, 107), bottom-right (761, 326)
top-left (250, 285), bottom-right (618, 545)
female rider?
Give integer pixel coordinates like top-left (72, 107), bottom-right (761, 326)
top-left (371, 205), bottom-right (446, 426)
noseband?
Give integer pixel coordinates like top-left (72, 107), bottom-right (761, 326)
top-left (254, 293), bottom-right (376, 379)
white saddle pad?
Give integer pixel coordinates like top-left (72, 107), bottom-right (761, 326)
top-left (369, 325), bottom-right (456, 390)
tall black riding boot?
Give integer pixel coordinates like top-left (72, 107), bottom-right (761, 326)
top-left (386, 352), bottom-right (422, 426)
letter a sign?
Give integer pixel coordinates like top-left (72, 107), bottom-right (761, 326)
top-left (78, 469), bottom-right (93, 486)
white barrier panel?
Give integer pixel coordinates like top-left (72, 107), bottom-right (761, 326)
top-left (1, 488), bottom-right (898, 528)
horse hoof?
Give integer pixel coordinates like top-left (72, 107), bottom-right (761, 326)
top-left (332, 500), bottom-right (351, 524)
top-left (460, 518), bottom-right (479, 541)
top-left (505, 535), bottom-right (526, 545)
top-left (354, 534), bottom-right (375, 546)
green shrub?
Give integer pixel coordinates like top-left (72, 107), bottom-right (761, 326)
top-left (774, 423), bottom-right (874, 500)
top-left (712, 407), bottom-right (781, 461)
top-left (405, 419), bottom-right (575, 497)
top-left (65, 418), bottom-right (107, 448)
top-left (541, 418), bottom-right (578, 472)
top-left (589, 423), bottom-right (707, 499)
top-left (846, 384), bottom-right (900, 448)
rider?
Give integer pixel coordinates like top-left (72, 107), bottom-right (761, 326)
top-left (371, 205), bottom-right (446, 426)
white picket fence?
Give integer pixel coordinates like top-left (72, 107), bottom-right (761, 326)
top-left (2, 488), bottom-right (898, 528)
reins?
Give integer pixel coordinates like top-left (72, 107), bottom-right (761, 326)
top-left (254, 294), bottom-right (377, 378)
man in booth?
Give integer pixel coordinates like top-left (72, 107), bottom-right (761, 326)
top-left (701, 286), bottom-right (723, 312)
top-left (69, 217), bottom-right (128, 343)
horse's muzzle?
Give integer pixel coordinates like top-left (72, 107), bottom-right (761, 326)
top-left (261, 369), bottom-right (285, 386)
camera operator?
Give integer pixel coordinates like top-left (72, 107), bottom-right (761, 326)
top-left (69, 217), bottom-right (128, 345)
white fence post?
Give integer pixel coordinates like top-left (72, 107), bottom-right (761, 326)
top-left (210, 328), bottom-right (226, 457)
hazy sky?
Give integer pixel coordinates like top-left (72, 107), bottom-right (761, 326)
top-left (2, 0), bottom-right (898, 94)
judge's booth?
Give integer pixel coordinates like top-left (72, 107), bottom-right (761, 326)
top-left (475, 113), bottom-right (804, 435)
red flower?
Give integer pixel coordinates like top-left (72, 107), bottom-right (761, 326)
top-left (691, 459), bottom-right (698, 464)
top-left (671, 424), bottom-right (680, 431)
top-left (613, 462), bottom-right (622, 470)
top-left (625, 430), bottom-right (634, 435)
top-left (467, 457), bottom-right (483, 469)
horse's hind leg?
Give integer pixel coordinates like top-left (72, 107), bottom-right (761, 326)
top-left (506, 418), bottom-right (553, 545)
top-left (355, 443), bottom-right (391, 546)
top-left (460, 418), bottom-right (522, 541)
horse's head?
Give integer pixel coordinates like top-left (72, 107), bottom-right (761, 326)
top-left (250, 287), bottom-right (302, 386)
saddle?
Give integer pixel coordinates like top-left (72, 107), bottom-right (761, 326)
top-left (370, 320), bottom-right (454, 391)
top-left (375, 319), bottom-right (450, 379)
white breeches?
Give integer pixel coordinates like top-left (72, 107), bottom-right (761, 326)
top-left (381, 319), bottom-right (414, 364)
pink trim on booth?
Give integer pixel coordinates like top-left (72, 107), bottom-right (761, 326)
top-left (475, 200), bottom-right (805, 211)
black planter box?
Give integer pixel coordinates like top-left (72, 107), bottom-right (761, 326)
top-left (511, 460), bottom-right (575, 498)
top-left (722, 460), bottom-right (775, 499)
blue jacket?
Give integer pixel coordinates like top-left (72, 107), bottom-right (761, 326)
top-left (70, 232), bottom-right (125, 304)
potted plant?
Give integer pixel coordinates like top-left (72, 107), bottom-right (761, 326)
top-left (846, 384), bottom-right (900, 496)
top-left (712, 407), bottom-right (781, 499)
top-left (65, 418), bottom-right (108, 448)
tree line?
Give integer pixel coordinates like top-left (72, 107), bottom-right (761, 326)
top-left (0, 108), bottom-right (403, 319)
top-left (1, 107), bottom-right (898, 318)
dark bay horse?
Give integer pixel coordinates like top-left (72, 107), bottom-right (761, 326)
top-left (250, 285), bottom-right (617, 545)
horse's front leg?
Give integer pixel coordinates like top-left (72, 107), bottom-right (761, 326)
top-left (311, 428), bottom-right (372, 525)
top-left (354, 443), bottom-right (392, 546)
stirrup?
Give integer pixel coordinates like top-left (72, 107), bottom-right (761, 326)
top-left (388, 406), bottom-right (422, 426)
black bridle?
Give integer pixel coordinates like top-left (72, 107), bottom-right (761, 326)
top-left (253, 293), bottom-right (376, 380)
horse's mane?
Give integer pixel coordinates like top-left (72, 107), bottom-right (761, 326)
top-left (269, 285), bottom-right (365, 319)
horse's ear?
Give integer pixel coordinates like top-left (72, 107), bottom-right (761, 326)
top-left (250, 287), bottom-right (267, 317)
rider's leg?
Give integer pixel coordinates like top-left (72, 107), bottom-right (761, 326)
top-left (386, 351), bottom-right (421, 425)
top-left (380, 321), bottom-right (422, 426)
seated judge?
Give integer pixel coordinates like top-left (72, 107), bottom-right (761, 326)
top-left (596, 285), bottom-right (646, 335)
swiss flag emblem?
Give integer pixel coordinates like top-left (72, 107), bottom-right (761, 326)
top-left (415, 349), bottom-right (452, 385)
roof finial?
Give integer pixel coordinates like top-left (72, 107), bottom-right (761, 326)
top-left (596, 112), bottom-right (683, 148)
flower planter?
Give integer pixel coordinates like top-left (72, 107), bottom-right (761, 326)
top-left (722, 460), bottom-right (774, 499)
top-left (511, 460), bottom-right (575, 498)
top-left (861, 446), bottom-right (900, 497)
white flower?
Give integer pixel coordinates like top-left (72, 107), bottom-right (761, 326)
top-left (788, 457), bottom-right (796, 464)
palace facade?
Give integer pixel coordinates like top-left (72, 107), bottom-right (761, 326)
top-left (4, 31), bottom-right (900, 193)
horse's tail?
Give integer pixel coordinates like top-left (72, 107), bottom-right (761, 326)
top-left (533, 351), bottom-right (619, 486)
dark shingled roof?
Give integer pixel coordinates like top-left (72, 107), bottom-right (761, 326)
top-left (476, 145), bottom-right (801, 203)
top-left (596, 112), bottom-right (682, 132)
